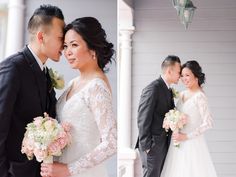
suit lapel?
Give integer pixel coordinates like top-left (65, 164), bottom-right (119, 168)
top-left (22, 46), bottom-right (47, 113)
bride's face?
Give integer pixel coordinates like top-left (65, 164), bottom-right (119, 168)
top-left (181, 67), bottom-right (198, 89)
top-left (63, 29), bottom-right (95, 69)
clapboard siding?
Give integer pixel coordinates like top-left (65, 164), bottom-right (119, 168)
top-left (135, 19), bottom-right (236, 31)
top-left (134, 0), bottom-right (236, 9)
top-left (134, 31), bottom-right (236, 42)
top-left (133, 53), bottom-right (236, 63)
top-left (132, 0), bottom-right (236, 176)
top-left (133, 42), bottom-right (236, 53)
top-left (134, 8), bottom-right (236, 21)
top-left (207, 130), bottom-right (236, 141)
top-left (24, 1), bottom-right (117, 176)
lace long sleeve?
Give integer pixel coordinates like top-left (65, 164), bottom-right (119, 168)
top-left (187, 92), bottom-right (213, 139)
top-left (67, 81), bottom-right (117, 175)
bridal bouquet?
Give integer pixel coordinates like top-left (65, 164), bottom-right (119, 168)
top-left (163, 109), bottom-right (187, 147)
top-left (21, 113), bottom-right (71, 163)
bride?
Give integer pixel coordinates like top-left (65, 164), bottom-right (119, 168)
top-left (41, 17), bottom-right (117, 177)
top-left (161, 60), bottom-right (218, 177)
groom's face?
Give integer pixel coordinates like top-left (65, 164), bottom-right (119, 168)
top-left (41, 17), bottom-right (65, 61)
top-left (170, 62), bottom-right (181, 84)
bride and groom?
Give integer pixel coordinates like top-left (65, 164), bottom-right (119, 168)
top-left (136, 56), bottom-right (218, 177)
top-left (0, 4), bottom-right (116, 177)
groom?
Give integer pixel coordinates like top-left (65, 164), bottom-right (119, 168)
top-left (135, 56), bottom-right (181, 177)
top-left (0, 5), bottom-right (64, 177)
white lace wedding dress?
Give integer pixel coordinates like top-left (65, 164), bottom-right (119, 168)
top-left (56, 77), bottom-right (117, 177)
top-left (161, 91), bottom-right (218, 177)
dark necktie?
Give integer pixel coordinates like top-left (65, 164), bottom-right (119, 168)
top-left (43, 68), bottom-right (52, 93)
top-left (43, 67), bottom-right (52, 113)
top-left (169, 88), bottom-right (173, 98)
top-left (169, 88), bottom-right (175, 107)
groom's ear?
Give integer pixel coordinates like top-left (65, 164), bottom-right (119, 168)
top-left (166, 66), bottom-right (172, 75)
top-left (37, 31), bottom-right (44, 44)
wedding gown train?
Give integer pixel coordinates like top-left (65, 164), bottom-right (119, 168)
top-left (56, 77), bottom-right (117, 177)
top-left (161, 91), bottom-right (218, 177)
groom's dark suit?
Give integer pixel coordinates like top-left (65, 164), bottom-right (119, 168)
top-left (135, 77), bottom-right (174, 177)
top-left (0, 46), bottom-right (57, 177)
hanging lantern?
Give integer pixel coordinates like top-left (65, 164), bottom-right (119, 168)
top-left (179, 0), bottom-right (196, 29)
top-left (172, 0), bottom-right (197, 29)
top-left (172, 0), bottom-right (188, 7)
top-left (172, 0), bottom-right (188, 15)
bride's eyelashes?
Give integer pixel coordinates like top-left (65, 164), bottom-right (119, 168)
top-left (63, 43), bottom-right (79, 50)
top-left (63, 44), bottom-right (68, 50)
top-left (72, 43), bottom-right (79, 47)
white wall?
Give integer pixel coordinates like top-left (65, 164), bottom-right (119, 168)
top-left (24, 0), bottom-right (117, 176)
top-left (132, 0), bottom-right (236, 177)
top-left (0, 3), bottom-right (7, 60)
top-left (123, 0), bottom-right (133, 8)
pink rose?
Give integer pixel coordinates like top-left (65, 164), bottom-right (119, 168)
top-left (48, 142), bottom-right (61, 156)
top-left (33, 116), bottom-right (43, 127)
top-left (33, 149), bottom-right (47, 162)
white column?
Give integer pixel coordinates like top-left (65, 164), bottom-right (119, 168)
top-left (5, 0), bottom-right (25, 57)
top-left (118, 1), bottom-right (138, 176)
top-left (0, 5), bottom-right (7, 60)
top-left (118, 27), bottom-right (137, 177)
top-left (118, 28), bottom-right (134, 148)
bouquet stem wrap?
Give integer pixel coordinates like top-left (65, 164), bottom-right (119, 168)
top-left (43, 155), bottom-right (53, 164)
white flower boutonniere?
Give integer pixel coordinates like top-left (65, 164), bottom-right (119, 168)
top-left (171, 88), bottom-right (180, 99)
top-left (48, 68), bottom-right (65, 90)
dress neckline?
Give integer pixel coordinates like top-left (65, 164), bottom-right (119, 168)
top-left (65, 77), bottom-right (111, 102)
top-left (181, 90), bottom-right (204, 104)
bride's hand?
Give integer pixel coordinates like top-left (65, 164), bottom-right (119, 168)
top-left (172, 132), bottom-right (188, 142)
top-left (41, 162), bottom-right (71, 177)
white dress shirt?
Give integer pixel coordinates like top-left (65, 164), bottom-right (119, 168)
top-left (27, 45), bottom-right (46, 71)
top-left (161, 75), bottom-right (170, 89)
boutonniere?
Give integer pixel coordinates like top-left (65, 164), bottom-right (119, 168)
top-left (171, 88), bottom-right (180, 99)
top-left (48, 68), bottom-right (65, 90)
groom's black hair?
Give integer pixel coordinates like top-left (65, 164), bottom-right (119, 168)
top-left (27, 4), bottom-right (64, 35)
top-left (161, 55), bottom-right (181, 71)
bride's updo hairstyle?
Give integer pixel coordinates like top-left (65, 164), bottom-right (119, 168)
top-left (64, 17), bottom-right (114, 72)
top-left (182, 60), bottom-right (205, 86)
